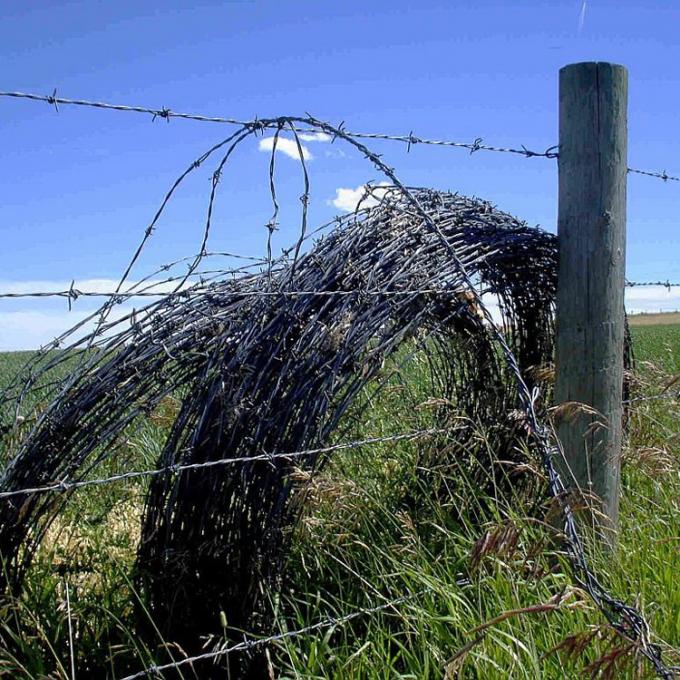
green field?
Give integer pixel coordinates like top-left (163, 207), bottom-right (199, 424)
top-left (0, 325), bottom-right (678, 679)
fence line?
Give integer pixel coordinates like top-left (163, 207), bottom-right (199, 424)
top-left (2, 385), bottom-right (676, 501)
top-left (626, 280), bottom-right (680, 290)
top-left (0, 89), bottom-right (557, 158)
top-left (0, 428), bottom-right (447, 500)
top-left (3, 279), bottom-right (680, 301)
top-left (119, 586), bottom-right (455, 680)
top-left (2, 89), bottom-right (679, 183)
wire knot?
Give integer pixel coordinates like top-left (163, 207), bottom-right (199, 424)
top-left (46, 88), bottom-right (59, 112)
top-left (406, 131), bottom-right (419, 153)
top-left (469, 137), bottom-right (483, 154)
top-left (153, 107), bottom-right (171, 122)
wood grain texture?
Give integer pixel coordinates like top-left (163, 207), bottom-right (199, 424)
top-left (554, 62), bottom-right (628, 544)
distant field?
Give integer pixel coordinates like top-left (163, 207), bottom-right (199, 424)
top-left (628, 311), bottom-right (680, 326)
top-left (630, 321), bottom-right (680, 375)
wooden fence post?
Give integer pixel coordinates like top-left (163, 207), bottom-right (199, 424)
top-left (554, 62), bottom-right (628, 546)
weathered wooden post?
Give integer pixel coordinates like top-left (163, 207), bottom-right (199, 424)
top-left (554, 62), bottom-right (628, 546)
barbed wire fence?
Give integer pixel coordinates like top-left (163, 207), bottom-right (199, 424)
top-left (118, 586), bottom-right (453, 680)
top-left (1, 279), bottom-right (679, 303)
top-left (2, 89), bottom-right (680, 182)
top-left (0, 91), bottom-right (678, 679)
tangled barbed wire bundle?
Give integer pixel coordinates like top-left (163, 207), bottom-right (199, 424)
top-left (0, 108), bottom-right (676, 678)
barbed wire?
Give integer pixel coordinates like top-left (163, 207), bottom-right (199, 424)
top-left (627, 167), bottom-right (680, 183)
top-left (0, 89), bottom-right (557, 159)
top-left (626, 280), bottom-right (680, 290)
top-left (625, 390), bottom-right (680, 406)
top-left (118, 585), bottom-right (461, 680)
top-left (0, 428), bottom-right (446, 500)
top-left (337, 130), bottom-right (559, 158)
top-left (3, 90), bottom-right (680, 183)
top-left (283, 120), bottom-right (677, 680)
top-left (0, 286), bottom-right (484, 301)
top-left (2, 282), bottom-right (678, 298)
top-left (3, 280), bottom-right (678, 302)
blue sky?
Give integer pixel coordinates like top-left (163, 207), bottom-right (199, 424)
top-left (1, 0), bottom-right (679, 349)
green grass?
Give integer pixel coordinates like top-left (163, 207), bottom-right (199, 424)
top-left (273, 326), bottom-right (680, 679)
top-left (0, 326), bottom-right (678, 678)
top-left (632, 324), bottom-right (680, 374)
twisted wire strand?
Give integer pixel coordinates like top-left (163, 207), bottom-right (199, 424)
top-left (118, 586), bottom-right (460, 680)
top-left (4, 280), bottom-right (680, 300)
top-left (3, 89), bottom-right (679, 182)
top-left (627, 167), bottom-right (680, 183)
top-left (0, 428), bottom-right (445, 499)
top-left (0, 90), bottom-right (557, 158)
top-left (626, 280), bottom-right (680, 289)
top-left (624, 390), bottom-right (680, 405)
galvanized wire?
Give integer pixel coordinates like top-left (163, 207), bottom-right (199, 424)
top-left (3, 90), bottom-right (680, 184)
top-left (4, 279), bottom-right (680, 300)
top-left (119, 586), bottom-right (458, 680)
top-left (0, 428), bottom-right (445, 499)
top-left (627, 167), bottom-right (680, 183)
top-left (626, 280), bottom-right (680, 290)
top-left (0, 89), bottom-right (557, 159)
top-left (625, 390), bottom-right (680, 405)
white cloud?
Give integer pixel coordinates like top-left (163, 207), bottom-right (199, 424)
top-left (325, 148), bottom-right (347, 159)
top-left (298, 132), bottom-right (331, 143)
top-left (258, 136), bottom-right (312, 161)
top-left (330, 182), bottom-right (392, 212)
top-left (0, 310), bottom-right (91, 350)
